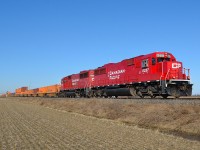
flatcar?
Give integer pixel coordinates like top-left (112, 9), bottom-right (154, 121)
top-left (60, 52), bottom-right (192, 98)
top-left (15, 84), bottom-right (60, 97)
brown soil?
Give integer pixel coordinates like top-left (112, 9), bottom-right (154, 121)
top-left (0, 98), bottom-right (200, 149)
top-left (15, 97), bottom-right (200, 139)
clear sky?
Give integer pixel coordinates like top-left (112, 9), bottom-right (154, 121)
top-left (0, 0), bottom-right (199, 95)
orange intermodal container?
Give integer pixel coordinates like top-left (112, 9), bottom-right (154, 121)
top-left (15, 85), bottom-right (60, 97)
top-left (38, 84), bottom-right (60, 97)
top-left (15, 87), bottom-right (28, 96)
top-left (27, 89), bottom-right (34, 95)
top-left (26, 88), bottom-right (39, 97)
top-left (15, 87), bottom-right (28, 94)
top-left (47, 84), bottom-right (61, 93)
top-left (38, 84), bottom-right (60, 94)
top-left (20, 89), bottom-right (29, 97)
top-left (38, 87), bottom-right (48, 94)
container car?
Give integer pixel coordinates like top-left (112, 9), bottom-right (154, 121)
top-left (38, 84), bottom-right (60, 97)
top-left (15, 87), bottom-right (28, 96)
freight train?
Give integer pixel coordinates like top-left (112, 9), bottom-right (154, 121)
top-left (14, 51), bottom-right (193, 99)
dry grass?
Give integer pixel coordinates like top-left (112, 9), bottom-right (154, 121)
top-left (18, 97), bottom-right (200, 138)
top-left (2, 98), bottom-right (200, 149)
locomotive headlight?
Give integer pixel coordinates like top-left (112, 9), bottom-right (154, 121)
top-left (156, 54), bottom-right (164, 57)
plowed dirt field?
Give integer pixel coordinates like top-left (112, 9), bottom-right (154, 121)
top-left (0, 99), bottom-right (200, 150)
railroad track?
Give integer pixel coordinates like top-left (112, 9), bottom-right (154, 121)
top-left (131, 97), bottom-right (200, 100)
top-left (110, 96), bottom-right (200, 105)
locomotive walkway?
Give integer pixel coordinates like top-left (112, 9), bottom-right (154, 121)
top-left (0, 98), bottom-right (200, 150)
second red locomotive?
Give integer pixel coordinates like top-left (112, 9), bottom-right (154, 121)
top-left (59, 51), bottom-right (192, 98)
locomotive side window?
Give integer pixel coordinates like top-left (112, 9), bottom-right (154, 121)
top-left (127, 58), bottom-right (134, 66)
top-left (94, 70), bottom-right (99, 76)
top-left (62, 79), bottom-right (67, 83)
top-left (100, 68), bottom-right (106, 74)
top-left (142, 59), bottom-right (149, 68)
top-left (80, 72), bottom-right (89, 79)
top-left (94, 68), bottom-right (106, 76)
top-left (152, 58), bottom-right (156, 65)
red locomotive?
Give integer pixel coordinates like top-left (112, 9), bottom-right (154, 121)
top-left (60, 52), bottom-right (192, 98)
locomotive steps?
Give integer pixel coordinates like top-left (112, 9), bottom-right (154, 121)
top-left (15, 97), bottom-right (200, 141)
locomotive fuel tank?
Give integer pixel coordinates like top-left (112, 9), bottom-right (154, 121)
top-left (65, 91), bottom-right (76, 97)
top-left (104, 87), bottom-right (136, 97)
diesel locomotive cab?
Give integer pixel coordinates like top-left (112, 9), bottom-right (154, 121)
top-left (155, 52), bottom-right (192, 98)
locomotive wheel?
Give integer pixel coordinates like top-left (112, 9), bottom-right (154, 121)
top-left (147, 86), bottom-right (154, 98)
top-left (93, 92), bottom-right (97, 98)
top-left (102, 92), bottom-right (108, 98)
top-left (137, 91), bottom-right (144, 98)
top-left (170, 86), bottom-right (181, 98)
top-left (87, 91), bottom-right (93, 98)
top-left (162, 95), bottom-right (168, 99)
top-left (150, 95), bottom-right (156, 98)
top-left (174, 92), bottom-right (180, 98)
top-left (94, 90), bottom-right (102, 98)
top-left (140, 95), bottom-right (144, 98)
top-left (130, 88), bottom-right (137, 96)
top-left (75, 93), bottom-right (80, 98)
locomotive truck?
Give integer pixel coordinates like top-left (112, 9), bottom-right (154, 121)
top-left (59, 51), bottom-right (192, 98)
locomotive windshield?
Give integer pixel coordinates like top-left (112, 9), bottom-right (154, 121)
top-left (156, 53), bottom-right (171, 63)
top-left (152, 57), bottom-right (170, 65)
top-left (157, 58), bottom-right (170, 62)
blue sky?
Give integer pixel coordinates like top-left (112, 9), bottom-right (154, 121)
top-left (0, 0), bottom-right (199, 94)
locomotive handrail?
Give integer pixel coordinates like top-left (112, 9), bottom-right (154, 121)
top-left (159, 62), bottom-right (164, 86)
top-left (165, 69), bottom-right (171, 87)
top-left (184, 68), bottom-right (190, 80)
